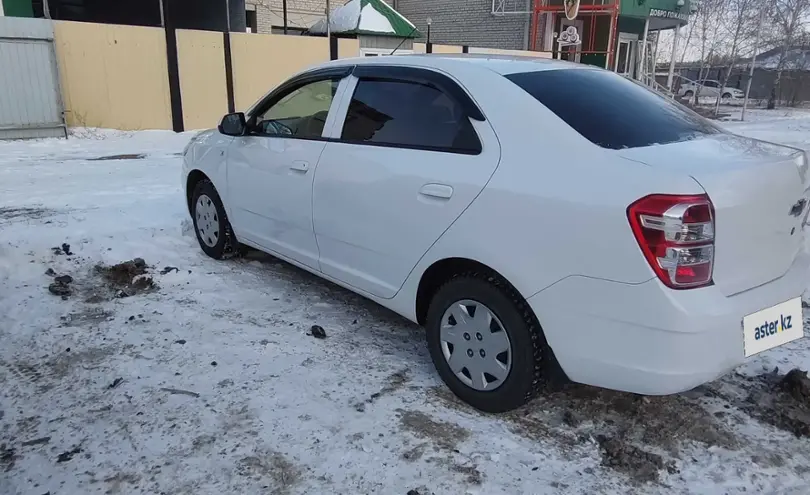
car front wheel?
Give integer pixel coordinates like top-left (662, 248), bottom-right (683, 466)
top-left (191, 180), bottom-right (231, 259)
top-left (425, 272), bottom-right (550, 413)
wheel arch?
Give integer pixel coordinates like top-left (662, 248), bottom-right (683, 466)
top-left (415, 257), bottom-right (524, 326)
top-left (186, 169), bottom-right (212, 216)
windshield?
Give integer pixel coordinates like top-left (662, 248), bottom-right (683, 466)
top-left (505, 68), bottom-right (722, 150)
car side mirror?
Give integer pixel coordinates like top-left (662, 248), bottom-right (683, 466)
top-left (218, 112), bottom-right (246, 136)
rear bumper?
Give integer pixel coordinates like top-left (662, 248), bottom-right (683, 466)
top-left (527, 251), bottom-right (809, 395)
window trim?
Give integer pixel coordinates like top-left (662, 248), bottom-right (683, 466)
top-left (352, 65), bottom-right (485, 122)
top-left (505, 68), bottom-right (722, 150)
top-left (237, 63), bottom-right (486, 155)
top-left (246, 66), bottom-right (354, 122)
top-left (335, 72), bottom-right (483, 155)
top-left (243, 69), bottom-right (350, 140)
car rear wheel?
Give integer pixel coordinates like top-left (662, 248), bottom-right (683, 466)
top-left (425, 272), bottom-right (550, 413)
top-left (191, 180), bottom-right (233, 259)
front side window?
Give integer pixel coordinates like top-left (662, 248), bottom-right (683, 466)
top-left (253, 79), bottom-right (338, 139)
top-left (340, 79), bottom-right (481, 154)
top-left (506, 69), bottom-right (721, 150)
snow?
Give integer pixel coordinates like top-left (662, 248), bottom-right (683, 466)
top-left (310, 0), bottom-right (361, 35)
top-left (755, 49), bottom-right (810, 71)
top-left (358, 3), bottom-right (395, 34)
top-left (721, 107), bottom-right (810, 149)
top-left (1, 115), bottom-right (810, 494)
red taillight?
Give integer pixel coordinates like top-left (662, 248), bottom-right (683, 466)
top-left (627, 194), bottom-right (715, 289)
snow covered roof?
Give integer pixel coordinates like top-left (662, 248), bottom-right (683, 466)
top-left (309, 0), bottom-right (421, 38)
top-left (739, 47), bottom-right (810, 71)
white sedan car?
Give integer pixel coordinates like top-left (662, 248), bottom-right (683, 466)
top-left (182, 54), bottom-right (808, 413)
top-left (679, 79), bottom-right (744, 100)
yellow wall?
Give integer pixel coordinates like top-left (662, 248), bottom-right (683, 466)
top-left (230, 33), bottom-right (330, 111)
top-left (432, 44), bottom-right (463, 54)
top-left (176, 29), bottom-right (228, 130)
top-left (470, 47), bottom-right (552, 58)
top-left (53, 21), bottom-right (172, 130)
top-left (52, 21), bottom-right (554, 132)
top-left (338, 38), bottom-right (360, 59)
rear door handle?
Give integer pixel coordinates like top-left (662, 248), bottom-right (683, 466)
top-left (419, 183), bottom-right (453, 200)
top-left (290, 160), bottom-right (309, 172)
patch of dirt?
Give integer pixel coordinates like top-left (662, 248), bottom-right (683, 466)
top-left (46, 346), bottom-right (117, 380)
top-left (401, 442), bottom-right (429, 462)
top-left (496, 384), bottom-right (733, 450)
top-left (354, 369), bottom-right (410, 411)
top-left (94, 258), bottom-right (157, 298)
top-left (448, 461), bottom-right (484, 485)
top-left (597, 435), bottom-right (676, 483)
top-left (89, 154), bottom-right (145, 161)
top-left (0, 444), bottom-right (16, 472)
top-left (430, 381), bottom-right (736, 483)
top-left (397, 409), bottom-right (470, 451)
top-left (102, 472), bottom-right (141, 493)
top-left (0, 207), bottom-right (56, 221)
top-left (59, 308), bottom-right (114, 328)
top-left (56, 445), bottom-right (82, 463)
top-left (236, 450), bottom-right (300, 493)
top-left (712, 368), bottom-right (810, 438)
top-left (3, 362), bottom-right (45, 386)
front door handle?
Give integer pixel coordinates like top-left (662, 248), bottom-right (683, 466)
top-left (419, 183), bottom-right (454, 200)
top-left (290, 160), bottom-right (309, 172)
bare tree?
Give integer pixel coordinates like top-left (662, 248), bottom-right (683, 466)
top-left (692, 0), bottom-right (729, 105)
top-left (712, 0), bottom-right (762, 114)
top-left (767, 0), bottom-right (810, 108)
top-left (680, 13), bottom-right (698, 63)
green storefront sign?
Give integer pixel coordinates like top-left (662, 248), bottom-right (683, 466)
top-left (648, 8), bottom-right (689, 21)
top-left (2, 0), bottom-right (35, 17)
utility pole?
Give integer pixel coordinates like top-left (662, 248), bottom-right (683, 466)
top-left (638, 18), bottom-right (650, 82)
top-left (326, 0), bottom-right (331, 40)
top-left (667, 25), bottom-right (680, 90)
top-left (158, 0), bottom-right (165, 27)
top-left (283, 0), bottom-right (288, 34)
top-left (43, 0), bottom-right (52, 19)
top-left (742, 9), bottom-right (765, 121)
top-left (224, 0), bottom-right (231, 31)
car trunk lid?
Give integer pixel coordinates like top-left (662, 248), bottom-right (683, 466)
top-left (618, 133), bottom-right (809, 296)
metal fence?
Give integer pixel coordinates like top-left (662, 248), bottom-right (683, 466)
top-left (0, 17), bottom-right (66, 140)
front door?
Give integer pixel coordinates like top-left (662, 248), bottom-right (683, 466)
top-left (312, 69), bottom-right (501, 298)
top-left (615, 33), bottom-right (638, 78)
top-left (227, 77), bottom-right (346, 270)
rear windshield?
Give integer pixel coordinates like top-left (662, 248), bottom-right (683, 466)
top-left (505, 69), bottom-right (722, 150)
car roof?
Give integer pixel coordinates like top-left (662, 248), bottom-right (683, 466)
top-left (317, 53), bottom-right (583, 76)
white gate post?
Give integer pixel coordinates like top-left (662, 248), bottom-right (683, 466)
top-left (667, 25), bottom-right (680, 90)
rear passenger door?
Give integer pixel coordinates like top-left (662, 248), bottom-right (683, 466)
top-left (701, 80), bottom-right (720, 97)
top-left (312, 66), bottom-right (501, 299)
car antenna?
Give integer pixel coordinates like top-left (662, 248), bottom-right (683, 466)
top-left (390, 26), bottom-right (418, 55)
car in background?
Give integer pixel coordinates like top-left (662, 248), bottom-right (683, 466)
top-left (182, 54), bottom-right (808, 413)
top-left (679, 79), bottom-right (744, 100)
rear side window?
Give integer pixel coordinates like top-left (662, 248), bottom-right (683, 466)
top-left (340, 79), bottom-right (482, 154)
top-left (505, 69), bottom-right (721, 150)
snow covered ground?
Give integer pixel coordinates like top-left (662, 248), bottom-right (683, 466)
top-left (1, 113), bottom-right (810, 495)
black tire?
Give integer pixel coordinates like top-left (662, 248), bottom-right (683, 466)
top-left (684, 90), bottom-right (694, 98)
top-left (425, 271), bottom-right (552, 413)
top-left (722, 92), bottom-right (732, 100)
top-left (190, 180), bottom-right (234, 260)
